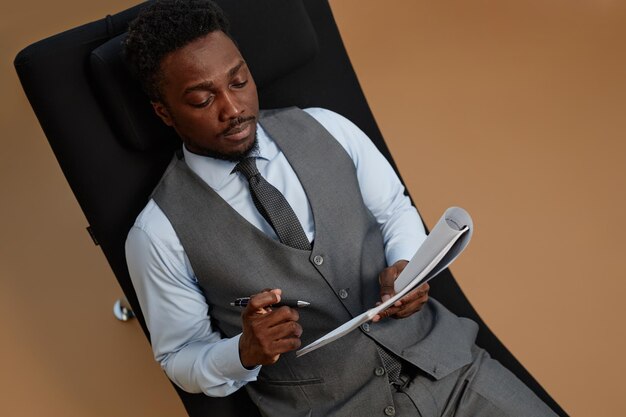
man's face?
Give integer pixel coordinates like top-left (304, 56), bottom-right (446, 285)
top-left (152, 31), bottom-right (260, 161)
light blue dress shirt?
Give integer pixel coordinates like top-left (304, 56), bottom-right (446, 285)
top-left (125, 107), bottom-right (426, 396)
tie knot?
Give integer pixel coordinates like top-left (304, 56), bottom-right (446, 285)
top-left (234, 157), bottom-right (259, 180)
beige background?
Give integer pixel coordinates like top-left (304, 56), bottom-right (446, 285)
top-left (1, 0), bottom-right (625, 415)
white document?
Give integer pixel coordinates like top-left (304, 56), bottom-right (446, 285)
top-left (296, 207), bottom-right (473, 357)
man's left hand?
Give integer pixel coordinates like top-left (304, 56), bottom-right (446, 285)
top-left (372, 260), bottom-right (429, 322)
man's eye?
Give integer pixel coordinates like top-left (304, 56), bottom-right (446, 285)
top-left (232, 80), bottom-right (248, 88)
top-left (190, 97), bottom-right (212, 108)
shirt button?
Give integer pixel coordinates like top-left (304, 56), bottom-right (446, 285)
top-left (313, 255), bottom-right (324, 265)
top-left (338, 289), bottom-right (348, 299)
top-left (374, 367), bottom-right (385, 377)
top-left (361, 323), bottom-right (370, 332)
top-left (384, 406), bottom-right (396, 416)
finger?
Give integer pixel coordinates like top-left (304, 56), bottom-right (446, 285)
top-left (265, 319), bottom-right (303, 340)
top-left (246, 308), bottom-right (300, 342)
top-left (395, 282), bottom-right (430, 305)
top-left (377, 289), bottom-right (429, 321)
top-left (397, 289), bottom-right (429, 309)
top-left (244, 289), bottom-right (282, 314)
top-left (374, 283), bottom-right (429, 320)
top-left (394, 302), bottom-right (424, 318)
top-left (372, 305), bottom-right (402, 322)
top-left (270, 336), bottom-right (302, 354)
top-left (252, 321), bottom-right (302, 360)
top-left (261, 306), bottom-right (300, 329)
top-left (391, 293), bottom-right (429, 319)
top-left (416, 282), bottom-right (430, 294)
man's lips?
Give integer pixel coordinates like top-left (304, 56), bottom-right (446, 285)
top-left (222, 118), bottom-right (255, 141)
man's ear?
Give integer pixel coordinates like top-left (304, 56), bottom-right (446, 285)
top-left (152, 101), bottom-right (174, 127)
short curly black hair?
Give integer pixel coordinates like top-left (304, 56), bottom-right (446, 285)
top-left (123, 0), bottom-right (231, 101)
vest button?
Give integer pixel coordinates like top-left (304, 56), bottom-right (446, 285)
top-left (384, 406), bottom-right (396, 416)
top-left (361, 323), bottom-right (370, 332)
top-left (374, 367), bottom-right (385, 377)
top-left (338, 289), bottom-right (348, 299)
top-left (313, 255), bottom-right (324, 265)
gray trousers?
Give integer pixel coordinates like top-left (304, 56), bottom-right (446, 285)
top-left (391, 346), bottom-right (558, 417)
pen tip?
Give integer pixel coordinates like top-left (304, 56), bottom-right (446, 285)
top-left (298, 301), bottom-right (311, 307)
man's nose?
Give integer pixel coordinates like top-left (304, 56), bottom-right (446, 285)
top-left (218, 91), bottom-right (241, 121)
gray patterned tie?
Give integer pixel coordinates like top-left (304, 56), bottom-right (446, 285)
top-left (234, 157), bottom-right (311, 250)
top-left (377, 346), bottom-right (403, 385)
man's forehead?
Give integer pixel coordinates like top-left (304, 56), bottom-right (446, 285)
top-left (160, 31), bottom-right (245, 85)
top-left (182, 60), bottom-right (247, 94)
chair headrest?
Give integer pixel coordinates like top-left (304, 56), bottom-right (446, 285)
top-left (89, 0), bottom-right (318, 151)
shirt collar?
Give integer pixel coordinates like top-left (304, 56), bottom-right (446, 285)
top-left (182, 122), bottom-right (279, 191)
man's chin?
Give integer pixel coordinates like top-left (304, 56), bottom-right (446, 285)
top-left (184, 136), bottom-right (259, 162)
top-left (224, 137), bottom-right (259, 162)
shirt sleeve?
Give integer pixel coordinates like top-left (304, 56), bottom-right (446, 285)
top-left (304, 108), bottom-right (427, 264)
top-left (125, 201), bottom-right (260, 396)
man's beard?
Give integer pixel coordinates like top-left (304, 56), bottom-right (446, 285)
top-left (183, 133), bottom-right (259, 162)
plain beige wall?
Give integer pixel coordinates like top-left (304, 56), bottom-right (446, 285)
top-left (1, 0), bottom-right (625, 416)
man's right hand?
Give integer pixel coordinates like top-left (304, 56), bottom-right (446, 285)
top-left (238, 289), bottom-right (303, 368)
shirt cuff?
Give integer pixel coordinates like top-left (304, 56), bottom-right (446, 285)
top-left (385, 234), bottom-right (426, 266)
top-left (213, 333), bottom-right (261, 382)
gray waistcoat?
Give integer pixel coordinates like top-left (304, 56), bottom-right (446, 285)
top-left (152, 108), bottom-right (478, 417)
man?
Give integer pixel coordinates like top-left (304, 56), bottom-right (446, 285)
top-left (124, 1), bottom-right (557, 416)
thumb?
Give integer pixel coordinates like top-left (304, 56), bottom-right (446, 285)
top-left (378, 260), bottom-right (408, 303)
top-left (378, 267), bottom-right (398, 303)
